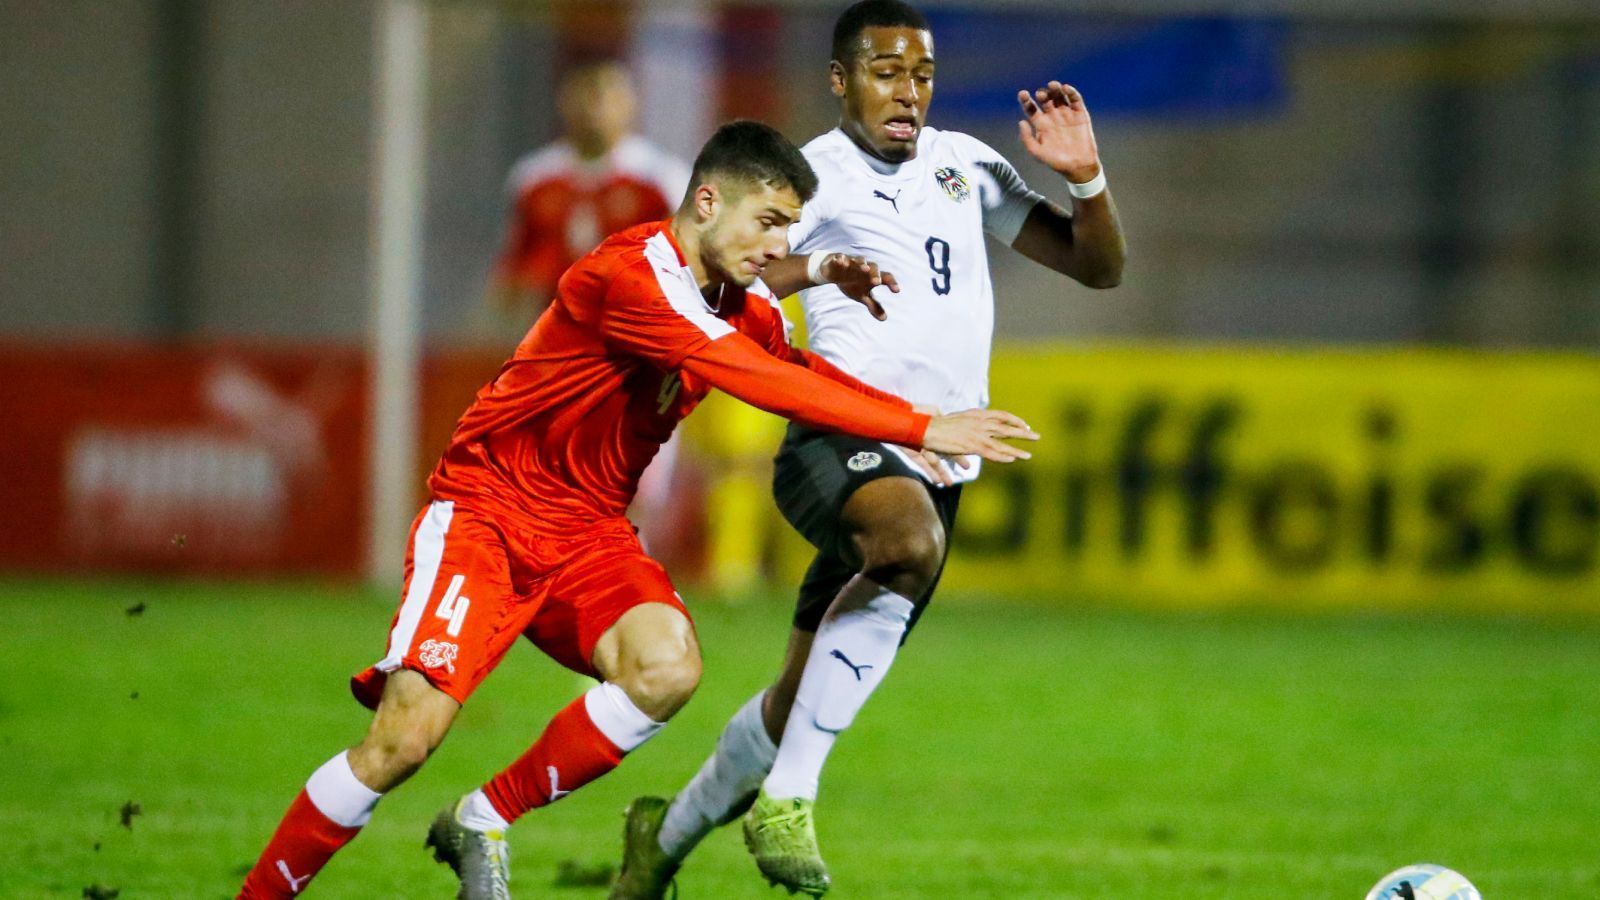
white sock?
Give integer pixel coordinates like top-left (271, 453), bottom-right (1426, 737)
top-left (586, 682), bottom-right (665, 752)
top-left (657, 690), bottom-right (777, 861)
top-left (305, 750), bottom-right (383, 828)
top-left (762, 576), bottom-right (914, 801)
top-left (457, 788), bottom-right (511, 833)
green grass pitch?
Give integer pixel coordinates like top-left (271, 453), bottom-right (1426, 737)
top-left (5, 578), bottom-right (1598, 898)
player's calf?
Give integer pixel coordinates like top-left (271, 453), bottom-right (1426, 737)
top-left (347, 669), bottom-right (461, 790)
top-left (431, 601), bottom-right (697, 896)
top-left (481, 607), bottom-right (699, 820)
top-left (763, 577), bottom-right (913, 802)
top-left (238, 749), bottom-right (386, 898)
top-left (237, 671), bottom-right (455, 898)
top-left (648, 690), bottom-right (781, 874)
top-left (434, 682), bottom-right (666, 897)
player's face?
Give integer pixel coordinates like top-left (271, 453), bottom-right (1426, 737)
top-left (703, 182), bottom-right (802, 287)
top-left (832, 26), bottom-right (935, 163)
top-left (558, 64), bottom-right (636, 154)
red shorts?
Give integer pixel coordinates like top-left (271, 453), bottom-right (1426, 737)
top-left (350, 500), bottom-right (690, 709)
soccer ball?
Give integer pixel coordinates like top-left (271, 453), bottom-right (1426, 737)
top-left (1365, 864), bottom-right (1482, 900)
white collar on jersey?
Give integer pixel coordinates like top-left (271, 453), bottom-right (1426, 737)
top-left (651, 239), bottom-right (731, 315)
top-left (834, 127), bottom-right (929, 180)
top-left (659, 259), bottom-right (722, 315)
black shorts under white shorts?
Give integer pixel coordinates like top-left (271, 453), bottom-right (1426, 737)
top-left (771, 423), bottom-right (962, 634)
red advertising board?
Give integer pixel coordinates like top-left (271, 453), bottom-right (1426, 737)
top-left (2, 340), bottom-right (713, 580)
top-left (0, 341), bottom-right (369, 575)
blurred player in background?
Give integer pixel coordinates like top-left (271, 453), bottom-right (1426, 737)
top-left (488, 59), bottom-right (693, 552)
top-left (613, 2), bottom-right (1126, 897)
top-left (490, 59), bottom-right (690, 319)
top-left (236, 120), bottom-right (1037, 900)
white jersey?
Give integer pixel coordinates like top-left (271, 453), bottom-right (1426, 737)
top-left (788, 126), bottom-right (1042, 482)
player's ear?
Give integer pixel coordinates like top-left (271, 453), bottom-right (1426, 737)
top-left (693, 183), bottom-right (720, 222)
top-left (829, 60), bottom-right (847, 98)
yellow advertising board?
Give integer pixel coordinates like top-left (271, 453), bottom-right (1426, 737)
top-left (933, 344), bottom-right (1600, 614)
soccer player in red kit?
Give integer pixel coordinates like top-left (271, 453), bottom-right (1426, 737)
top-left (488, 60), bottom-right (692, 555)
top-left (237, 120), bottom-right (1038, 899)
top-left (490, 60), bottom-right (689, 317)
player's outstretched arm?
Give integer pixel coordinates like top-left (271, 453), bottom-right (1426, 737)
top-left (682, 335), bottom-right (1037, 462)
top-left (787, 346), bottom-right (907, 407)
top-left (760, 252), bottom-right (899, 319)
top-left (681, 333), bottom-right (930, 447)
top-left (1010, 81), bottom-right (1126, 289)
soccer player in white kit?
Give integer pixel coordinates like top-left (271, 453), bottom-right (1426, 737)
top-left (612, 2), bottom-right (1126, 896)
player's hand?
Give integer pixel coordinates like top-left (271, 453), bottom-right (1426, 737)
top-left (1016, 81), bottom-right (1101, 184)
top-left (902, 404), bottom-right (973, 486)
top-left (908, 447), bottom-right (973, 487)
top-left (921, 408), bottom-right (1039, 463)
top-left (817, 252), bottom-right (898, 321)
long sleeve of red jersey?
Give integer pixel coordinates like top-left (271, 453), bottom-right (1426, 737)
top-left (682, 334), bottom-right (931, 449)
top-left (741, 285), bottom-right (914, 411)
top-left (785, 347), bottom-right (911, 410)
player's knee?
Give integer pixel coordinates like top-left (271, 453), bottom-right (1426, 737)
top-left (857, 522), bottom-right (944, 592)
top-left (352, 729), bottom-right (438, 789)
top-left (617, 647), bottom-right (701, 722)
top-left (385, 732), bottom-right (437, 777)
top-left (594, 603), bottom-right (702, 720)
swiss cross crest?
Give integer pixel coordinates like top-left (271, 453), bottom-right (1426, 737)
top-left (934, 167), bottom-right (970, 202)
top-left (418, 639), bottom-right (459, 674)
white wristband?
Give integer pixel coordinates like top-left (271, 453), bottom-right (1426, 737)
top-left (1067, 168), bottom-right (1107, 200)
top-left (805, 252), bottom-right (830, 285)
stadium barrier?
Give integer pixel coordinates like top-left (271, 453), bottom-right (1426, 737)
top-left (906, 345), bottom-right (1600, 614)
top-left (7, 340), bottom-right (1596, 617)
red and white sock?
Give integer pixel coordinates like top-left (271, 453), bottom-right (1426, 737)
top-left (238, 751), bottom-right (383, 898)
top-left (479, 682), bottom-right (662, 825)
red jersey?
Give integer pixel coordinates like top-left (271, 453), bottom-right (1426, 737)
top-left (495, 136), bottom-right (689, 298)
top-left (432, 220), bottom-right (930, 533)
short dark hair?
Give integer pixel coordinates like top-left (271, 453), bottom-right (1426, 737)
top-left (831, 0), bottom-right (929, 64)
top-left (689, 120), bottom-right (818, 203)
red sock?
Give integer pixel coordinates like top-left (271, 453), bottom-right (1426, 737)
top-left (237, 789), bottom-right (362, 899)
top-left (482, 693), bottom-right (626, 822)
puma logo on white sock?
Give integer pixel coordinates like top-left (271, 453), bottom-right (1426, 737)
top-left (547, 765), bottom-right (570, 800)
top-left (276, 860), bottom-right (312, 893)
top-left (829, 649), bottom-right (874, 681)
